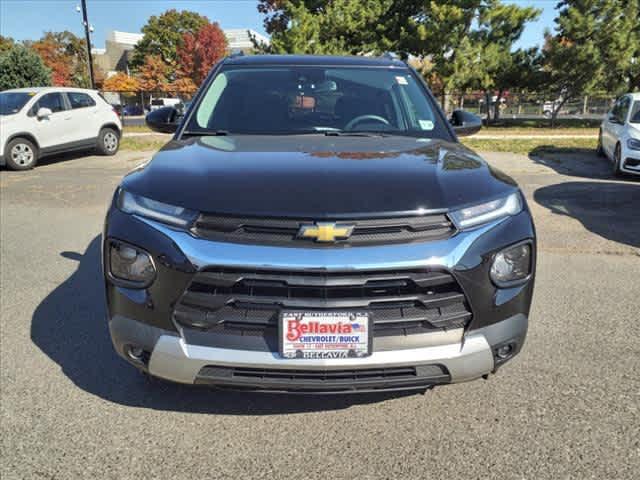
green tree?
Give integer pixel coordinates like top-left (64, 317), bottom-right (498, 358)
top-left (130, 9), bottom-right (209, 70)
top-left (255, 0), bottom-right (412, 55)
top-left (588, 0), bottom-right (639, 93)
top-left (0, 44), bottom-right (51, 90)
top-left (541, 1), bottom-right (606, 126)
top-left (409, 1), bottom-right (539, 116)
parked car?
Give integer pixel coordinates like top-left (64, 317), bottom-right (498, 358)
top-left (149, 97), bottom-right (181, 111)
top-left (0, 87), bottom-right (122, 170)
top-left (104, 54), bottom-right (536, 393)
top-left (122, 104), bottom-right (144, 116)
top-left (598, 92), bottom-right (640, 176)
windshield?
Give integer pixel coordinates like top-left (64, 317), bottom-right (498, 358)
top-left (186, 66), bottom-right (449, 138)
top-left (0, 92), bottom-right (34, 115)
top-left (631, 101), bottom-right (640, 124)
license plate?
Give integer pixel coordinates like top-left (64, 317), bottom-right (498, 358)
top-left (279, 311), bottom-right (372, 359)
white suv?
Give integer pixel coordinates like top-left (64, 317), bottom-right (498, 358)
top-left (0, 87), bottom-right (122, 170)
top-left (598, 92), bottom-right (640, 176)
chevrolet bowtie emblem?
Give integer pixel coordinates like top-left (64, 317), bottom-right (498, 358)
top-left (297, 222), bottom-right (355, 242)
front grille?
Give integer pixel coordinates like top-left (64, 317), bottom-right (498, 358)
top-left (173, 268), bottom-right (472, 338)
top-left (195, 364), bottom-right (451, 392)
top-left (191, 213), bottom-right (455, 247)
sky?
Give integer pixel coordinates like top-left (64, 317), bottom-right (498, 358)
top-left (1, 0), bottom-right (558, 50)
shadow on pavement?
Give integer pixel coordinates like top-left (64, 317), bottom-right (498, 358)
top-left (534, 181), bottom-right (640, 248)
top-left (31, 236), bottom-right (416, 414)
top-left (528, 147), bottom-right (618, 180)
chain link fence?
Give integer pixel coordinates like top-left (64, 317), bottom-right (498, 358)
top-left (433, 91), bottom-right (615, 121)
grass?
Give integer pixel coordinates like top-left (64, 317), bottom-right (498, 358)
top-left (482, 118), bottom-right (602, 129)
top-left (120, 136), bottom-right (168, 151)
top-left (122, 124), bottom-right (154, 133)
top-left (462, 137), bottom-right (598, 156)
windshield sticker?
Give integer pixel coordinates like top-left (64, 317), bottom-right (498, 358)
top-left (395, 76), bottom-right (408, 85)
top-left (419, 120), bottom-right (434, 130)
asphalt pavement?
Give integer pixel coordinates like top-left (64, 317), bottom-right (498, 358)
top-left (1, 147), bottom-right (638, 479)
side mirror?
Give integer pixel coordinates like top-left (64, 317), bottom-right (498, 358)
top-left (608, 113), bottom-right (620, 124)
top-left (36, 107), bottom-right (52, 119)
top-left (450, 109), bottom-right (482, 137)
top-left (146, 106), bottom-right (182, 134)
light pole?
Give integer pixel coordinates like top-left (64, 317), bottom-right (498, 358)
top-left (77, 1), bottom-right (95, 89)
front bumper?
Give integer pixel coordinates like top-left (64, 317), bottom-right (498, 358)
top-left (110, 313), bottom-right (528, 392)
top-left (104, 204), bottom-right (536, 393)
top-left (621, 155), bottom-right (640, 174)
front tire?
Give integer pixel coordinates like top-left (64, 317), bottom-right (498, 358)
top-left (613, 143), bottom-right (623, 177)
top-left (97, 128), bottom-right (120, 156)
top-left (596, 130), bottom-right (605, 157)
top-left (5, 137), bottom-right (38, 171)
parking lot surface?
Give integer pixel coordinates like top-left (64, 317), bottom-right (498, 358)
top-left (1, 148), bottom-right (639, 479)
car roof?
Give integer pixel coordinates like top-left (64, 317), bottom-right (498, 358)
top-left (627, 92), bottom-right (640, 101)
top-left (2, 87), bottom-right (98, 94)
top-left (223, 54), bottom-right (407, 68)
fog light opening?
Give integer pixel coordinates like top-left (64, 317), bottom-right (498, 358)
top-left (496, 344), bottom-right (514, 359)
top-left (125, 345), bottom-right (150, 365)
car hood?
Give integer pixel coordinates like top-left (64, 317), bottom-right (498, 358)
top-left (121, 135), bottom-right (518, 218)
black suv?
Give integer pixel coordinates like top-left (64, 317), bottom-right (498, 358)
top-left (103, 55), bottom-right (535, 393)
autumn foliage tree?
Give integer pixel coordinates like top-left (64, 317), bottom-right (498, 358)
top-left (103, 72), bottom-right (141, 92)
top-left (30, 31), bottom-right (90, 87)
top-left (176, 22), bottom-right (228, 87)
top-left (136, 55), bottom-right (170, 92)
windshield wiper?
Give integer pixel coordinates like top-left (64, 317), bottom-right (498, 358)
top-left (182, 130), bottom-right (229, 136)
top-left (324, 131), bottom-right (390, 137)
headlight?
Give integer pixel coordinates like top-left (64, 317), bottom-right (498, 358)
top-left (627, 138), bottom-right (640, 151)
top-left (108, 240), bottom-right (156, 288)
top-left (117, 189), bottom-right (197, 227)
top-left (490, 243), bottom-right (532, 286)
top-left (449, 192), bottom-right (522, 230)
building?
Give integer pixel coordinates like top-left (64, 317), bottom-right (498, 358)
top-left (93, 29), bottom-right (270, 77)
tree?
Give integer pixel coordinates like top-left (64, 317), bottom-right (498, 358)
top-left (541, 1), bottom-right (606, 126)
top-left (136, 55), bottom-right (170, 92)
top-left (30, 31), bottom-right (91, 87)
top-left (407, 1), bottom-right (539, 116)
top-left (176, 22), bottom-right (228, 86)
top-left (168, 77), bottom-right (198, 96)
top-left (0, 44), bottom-right (51, 90)
top-left (130, 9), bottom-right (209, 70)
top-left (588, 0), bottom-right (639, 93)
top-left (103, 72), bottom-right (141, 92)
top-left (255, 0), bottom-right (408, 55)
top-left (0, 35), bottom-right (15, 53)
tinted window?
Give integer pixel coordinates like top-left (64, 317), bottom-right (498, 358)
top-left (618, 96), bottom-right (631, 122)
top-left (35, 93), bottom-right (66, 113)
top-left (630, 101), bottom-right (640, 124)
top-left (0, 92), bottom-right (34, 115)
top-left (187, 66), bottom-right (449, 139)
top-left (68, 92), bottom-right (96, 109)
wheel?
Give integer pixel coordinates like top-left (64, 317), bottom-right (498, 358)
top-left (97, 128), bottom-right (120, 156)
top-left (613, 143), bottom-right (623, 177)
top-left (5, 137), bottom-right (38, 170)
top-left (596, 130), bottom-right (605, 157)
